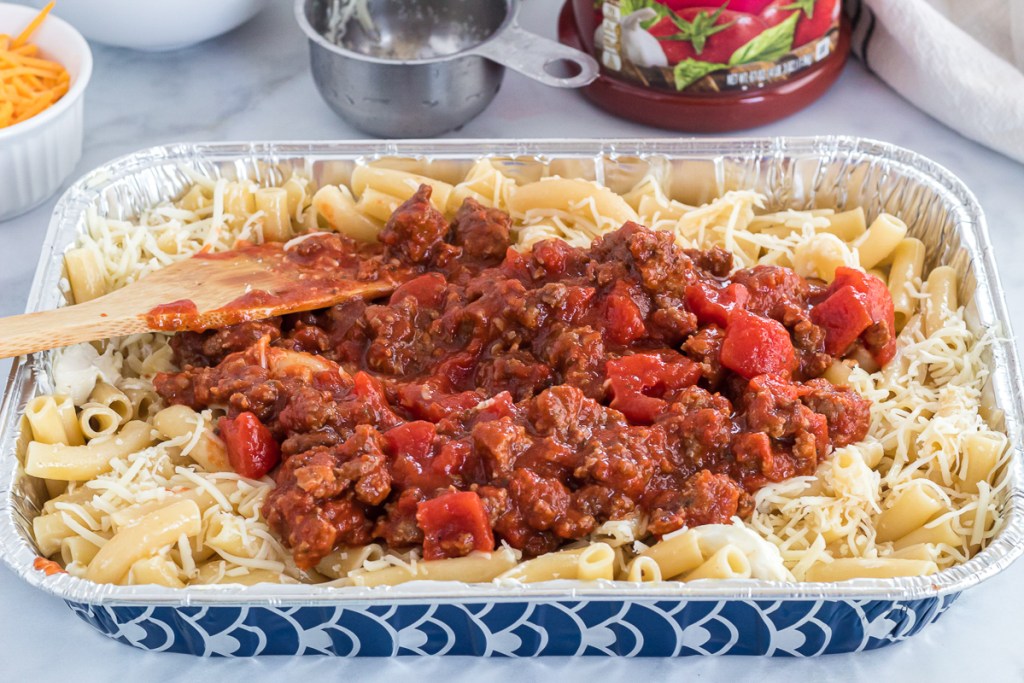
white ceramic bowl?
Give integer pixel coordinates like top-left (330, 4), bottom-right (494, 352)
top-left (0, 4), bottom-right (92, 222)
top-left (34, 0), bottom-right (270, 51)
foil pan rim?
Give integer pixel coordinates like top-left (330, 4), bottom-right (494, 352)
top-left (2, 136), bottom-right (1022, 607)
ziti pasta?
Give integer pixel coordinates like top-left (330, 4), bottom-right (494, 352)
top-left (20, 160), bottom-right (1008, 588)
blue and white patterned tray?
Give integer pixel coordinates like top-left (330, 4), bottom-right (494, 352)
top-left (68, 595), bottom-right (960, 657)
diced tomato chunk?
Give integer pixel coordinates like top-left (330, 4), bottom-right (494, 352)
top-left (685, 281), bottom-right (749, 328)
top-left (352, 370), bottom-right (388, 405)
top-left (557, 285), bottom-right (596, 324)
top-left (829, 267), bottom-right (872, 296)
top-left (432, 440), bottom-right (475, 480)
top-left (218, 412), bottom-right (280, 479)
top-left (385, 421), bottom-right (435, 457)
top-left (810, 285), bottom-right (874, 356)
top-left (500, 247), bottom-right (529, 279)
top-left (385, 421), bottom-right (441, 490)
top-left (829, 268), bottom-right (894, 324)
top-left (532, 239), bottom-right (575, 277)
top-left (813, 267), bottom-right (897, 365)
top-left (436, 352), bottom-right (477, 391)
top-left (607, 352), bottom-right (702, 423)
top-left (389, 272), bottom-right (447, 308)
top-left (416, 491), bottom-right (495, 560)
top-left (603, 281), bottom-right (647, 345)
top-left (720, 310), bottom-right (796, 379)
top-left (349, 370), bottom-right (401, 426)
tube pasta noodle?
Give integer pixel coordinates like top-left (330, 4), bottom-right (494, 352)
top-left (923, 266), bottom-right (958, 338)
top-left (887, 238), bottom-right (926, 329)
top-left (77, 403), bottom-right (121, 439)
top-left (638, 531), bottom-right (703, 580)
top-left (822, 360), bottom-right (853, 387)
top-left (805, 558), bottom-right (938, 582)
top-left (123, 386), bottom-right (160, 420)
top-left (449, 158), bottom-right (516, 211)
top-left (196, 561), bottom-right (298, 585)
top-left (25, 421), bottom-right (155, 481)
top-left (888, 543), bottom-right (939, 562)
top-left (125, 554), bottom-right (185, 588)
top-left (874, 483), bottom-right (945, 543)
top-left (205, 511), bottom-right (260, 559)
top-left (54, 395), bottom-right (85, 447)
top-left (20, 163), bottom-right (1009, 588)
top-left (312, 185), bottom-right (381, 242)
top-left (25, 396), bottom-right (69, 445)
top-left (892, 518), bottom-right (962, 550)
top-left (854, 213), bottom-right (908, 269)
top-left (316, 544), bottom-right (384, 579)
top-left (495, 544), bottom-right (614, 581)
top-left (61, 535), bottom-right (100, 568)
top-left (255, 187), bottom-right (292, 242)
top-left (153, 405), bottom-right (231, 472)
top-left (352, 549), bottom-right (519, 587)
top-left (577, 543), bottom-right (616, 581)
top-left (283, 176), bottom-right (310, 222)
top-left (509, 177), bottom-right (640, 230)
top-left (223, 182), bottom-right (256, 230)
top-left (350, 166), bottom-right (453, 214)
top-left (33, 512), bottom-right (78, 556)
top-left (64, 247), bottom-right (106, 303)
top-left (86, 500), bottom-right (202, 583)
top-left (685, 545), bottom-right (752, 581)
top-left (108, 485), bottom-right (227, 532)
top-left (960, 431), bottom-right (1004, 495)
top-left (88, 382), bottom-right (132, 423)
top-left (823, 207), bottom-right (867, 242)
top-left (356, 187), bottom-right (405, 223)
top-left (625, 556), bottom-right (663, 582)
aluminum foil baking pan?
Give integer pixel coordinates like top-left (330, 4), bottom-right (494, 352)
top-left (1, 137), bottom-right (1021, 656)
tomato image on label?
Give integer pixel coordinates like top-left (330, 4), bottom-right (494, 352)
top-left (597, 0), bottom-right (841, 92)
top-left (648, 8), bottom-right (768, 64)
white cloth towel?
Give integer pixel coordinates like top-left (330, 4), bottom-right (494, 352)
top-left (847, 0), bottom-right (1024, 164)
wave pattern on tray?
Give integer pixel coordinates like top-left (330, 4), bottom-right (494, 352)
top-left (65, 594), bottom-right (959, 656)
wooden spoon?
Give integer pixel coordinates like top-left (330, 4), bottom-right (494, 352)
top-left (0, 243), bottom-right (398, 359)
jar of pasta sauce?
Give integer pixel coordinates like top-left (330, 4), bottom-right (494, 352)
top-left (560, 0), bottom-right (849, 131)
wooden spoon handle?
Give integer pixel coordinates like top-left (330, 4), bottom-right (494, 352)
top-left (0, 303), bottom-right (150, 359)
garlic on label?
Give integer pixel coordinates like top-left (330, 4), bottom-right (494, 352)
top-left (621, 9), bottom-right (669, 69)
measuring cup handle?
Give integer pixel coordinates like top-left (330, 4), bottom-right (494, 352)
top-left (473, 24), bottom-right (599, 89)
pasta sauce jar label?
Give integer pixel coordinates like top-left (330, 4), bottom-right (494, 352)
top-left (591, 0), bottom-right (841, 92)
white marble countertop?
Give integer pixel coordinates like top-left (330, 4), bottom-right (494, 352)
top-left (3, 1), bottom-right (1024, 678)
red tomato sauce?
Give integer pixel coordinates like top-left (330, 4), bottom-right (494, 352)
top-left (146, 299), bottom-right (200, 330)
top-left (154, 185), bottom-right (883, 570)
top-left (145, 238), bottom-right (407, 331)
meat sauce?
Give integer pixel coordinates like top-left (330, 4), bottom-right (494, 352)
top-left (154, 185), bottom-right (883, 570)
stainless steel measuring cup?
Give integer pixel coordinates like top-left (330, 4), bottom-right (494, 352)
top-left (295, 0), bottom-right (599, 137)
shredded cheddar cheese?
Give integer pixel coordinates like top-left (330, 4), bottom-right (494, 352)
top-left (0, 3), bottom-right (70, 129)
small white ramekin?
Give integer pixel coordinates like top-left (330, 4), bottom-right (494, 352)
top-left (0, 4), bottom-right (92, 222)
